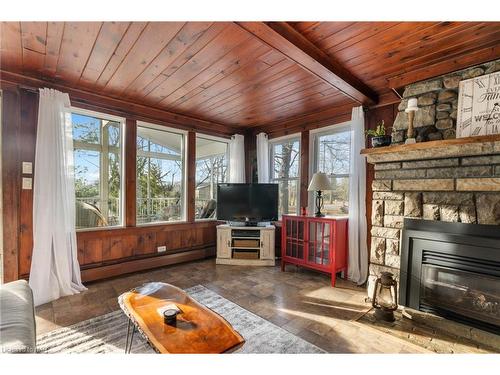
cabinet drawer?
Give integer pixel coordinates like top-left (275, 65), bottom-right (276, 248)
top-left (233, 249), bottom-right (259, 259)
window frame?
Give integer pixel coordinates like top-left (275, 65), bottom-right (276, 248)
top-left (268, 133), bottom-right (301, 218)
top-left (194, 133), bottom-right (230, 222)
top-left (310, 121), bottom-right (352, 216)
top-left (71, 107), bottom-right (126, 231)
top-left (135, 121), bottom-right (188, 226)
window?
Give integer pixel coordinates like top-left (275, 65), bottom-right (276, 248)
top-left (313, 126), bottom-right (351, 215)
top-left (195, 136), bottom-right (229, 220)
top-left (270, 137), bottom-right (300, 217)
top-left (136, 123), bottom-right (185, 224)
top-left (72, 109), bottom-right (124, 229)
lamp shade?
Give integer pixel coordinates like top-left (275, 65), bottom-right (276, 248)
top-left (307, 172), bottom-right (332, 191)
top-left (405, 98), bottom-right (418, 113)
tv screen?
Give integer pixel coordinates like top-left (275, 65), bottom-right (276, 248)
top-left (216, 183), bottom-right (279, 222)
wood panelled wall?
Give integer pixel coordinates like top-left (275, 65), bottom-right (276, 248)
top-left (77, 222), bottom-right (216, 282)
top-left (1, 85), bottom-right (219, 283)
top-left (244, 129), bottom-right (257, 183)
top-left (18, 90), bottom-right (38, 279)
top-left (1, 89), bottom-right (21, 282)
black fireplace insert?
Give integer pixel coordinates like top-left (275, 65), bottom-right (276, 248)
top-left (399, 219), bottom-right (500, 334)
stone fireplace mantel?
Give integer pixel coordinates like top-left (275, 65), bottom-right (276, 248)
top-left (361, 134), bottom-right (500, 164)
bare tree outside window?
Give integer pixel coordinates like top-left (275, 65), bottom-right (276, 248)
top-left (136, 125), bottom-right (184, 223)
top-left (316, 130), bottom-right (351, 215)
top-left (195, 137), bottom-right (228, 219)
top-left (72, 112), bottom-right (122, 229)
top-left (270, 139), bottom-right (300, 216)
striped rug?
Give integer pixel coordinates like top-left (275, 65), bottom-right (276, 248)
top-left (37, 285), bottom-right (325, 354)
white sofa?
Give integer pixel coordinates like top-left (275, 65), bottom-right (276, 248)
top-left (0, 280), bottom-right (36, 353)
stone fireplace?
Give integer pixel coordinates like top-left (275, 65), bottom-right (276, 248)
top-left (363, 136), bottom-right (500, 302)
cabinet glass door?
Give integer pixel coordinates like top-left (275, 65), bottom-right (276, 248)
top-left (285, 218), bottom-right (305, 260)
top-left (308, 221), bottom-right (331, 266)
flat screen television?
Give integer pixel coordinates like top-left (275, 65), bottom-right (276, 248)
top-left (216, 183), bottom-right (279, 224)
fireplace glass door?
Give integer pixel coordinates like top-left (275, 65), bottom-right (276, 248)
top-left (420, 264), bottom-right (500, 327)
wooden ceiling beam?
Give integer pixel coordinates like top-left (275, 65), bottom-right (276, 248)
top-left (235, 21), bottom-right (378, 106)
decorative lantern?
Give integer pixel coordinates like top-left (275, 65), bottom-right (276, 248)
top-left (372, 272), bottom-right (398, 322)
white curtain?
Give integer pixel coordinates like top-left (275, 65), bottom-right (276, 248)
top-left (256, 132), bottom-right (269, 183)
top-left (229, 134), bottom-right (245, 183)
top-left (348, 106), bottom-right (368, 285)
top-left (29, 88), bottom-right (86, 306)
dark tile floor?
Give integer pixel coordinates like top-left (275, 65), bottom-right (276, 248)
top-left (35, 259), bottom-right (495, 353)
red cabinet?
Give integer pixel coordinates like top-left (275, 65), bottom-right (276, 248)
top-left (281, 215), bottom-right (348, 287)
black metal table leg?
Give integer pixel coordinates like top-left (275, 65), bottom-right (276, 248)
top-left (125, 318), bottom-right (131, 353)
top-left (127, 325), bottom-right (136, 353)
top-left (125, 319), bottom-right (135, 354)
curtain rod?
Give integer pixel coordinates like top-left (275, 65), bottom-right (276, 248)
top-left (16, 84), bottom-right (39, 94)
top-left (9, 82), bottom-right (232, 140)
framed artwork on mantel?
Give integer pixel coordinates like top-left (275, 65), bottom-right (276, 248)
top-left (456, 71), bottom-right (500, 138)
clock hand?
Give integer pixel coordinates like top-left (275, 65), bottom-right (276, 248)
top-left (485, 103), bottom-right (499, 125)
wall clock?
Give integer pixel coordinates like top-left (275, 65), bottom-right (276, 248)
top-left (456, 71), bottom-right (500, 138)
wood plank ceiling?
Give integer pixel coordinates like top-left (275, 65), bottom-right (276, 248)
top-left (289, 22), bottom-right (500, 102)
top-left (1, 21), bottom-right (499, 130)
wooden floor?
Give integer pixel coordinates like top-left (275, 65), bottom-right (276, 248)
top-left (35, 259), bottom-right (497, 353)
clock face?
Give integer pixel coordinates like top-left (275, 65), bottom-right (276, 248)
top-left (456, 71), bottom-right (500, 138)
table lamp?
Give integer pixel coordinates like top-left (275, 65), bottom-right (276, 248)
top-left (405, 98), bottom-right (418, 144)
top-left (307, 172), bottom-right (332, 217)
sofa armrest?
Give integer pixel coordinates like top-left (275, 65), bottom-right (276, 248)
top-left (0, 280), bottom-right (37, 353)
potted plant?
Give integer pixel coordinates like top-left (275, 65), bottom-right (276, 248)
top-left (365, 120), bottom-right (391, 148)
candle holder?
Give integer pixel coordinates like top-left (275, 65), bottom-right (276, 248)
top-left (163, 309), bottom-right (179, 326)
top-left (405, 98), bottom-right (418, 144)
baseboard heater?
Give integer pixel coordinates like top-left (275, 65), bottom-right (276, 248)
top-left (80, 246), bottom-right (215, 282)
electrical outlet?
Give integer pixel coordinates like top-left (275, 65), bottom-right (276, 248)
top-left (157, 246), bottom-right (166, 253)
top-left (22, 177), bottom-right (33, 190)
top-left (22, 162), bottom-right (33, 174)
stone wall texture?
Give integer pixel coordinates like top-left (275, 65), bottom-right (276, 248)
top-left (391, 59), bottom-right (500, 144)
top-left (367, 151), bottom-right (500, 298)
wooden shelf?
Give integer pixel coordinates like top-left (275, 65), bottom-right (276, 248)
top-left (361, 134), bottom-right (500, 164)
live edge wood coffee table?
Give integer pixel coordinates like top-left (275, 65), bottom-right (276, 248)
top-left (118, 282), bottom-right (244, 354)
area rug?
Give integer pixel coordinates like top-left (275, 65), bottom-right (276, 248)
top-left (37, 285), bottom-right (325, 354)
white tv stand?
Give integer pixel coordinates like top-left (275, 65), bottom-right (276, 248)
top-left (216, 224), bottom-right (275, 266)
